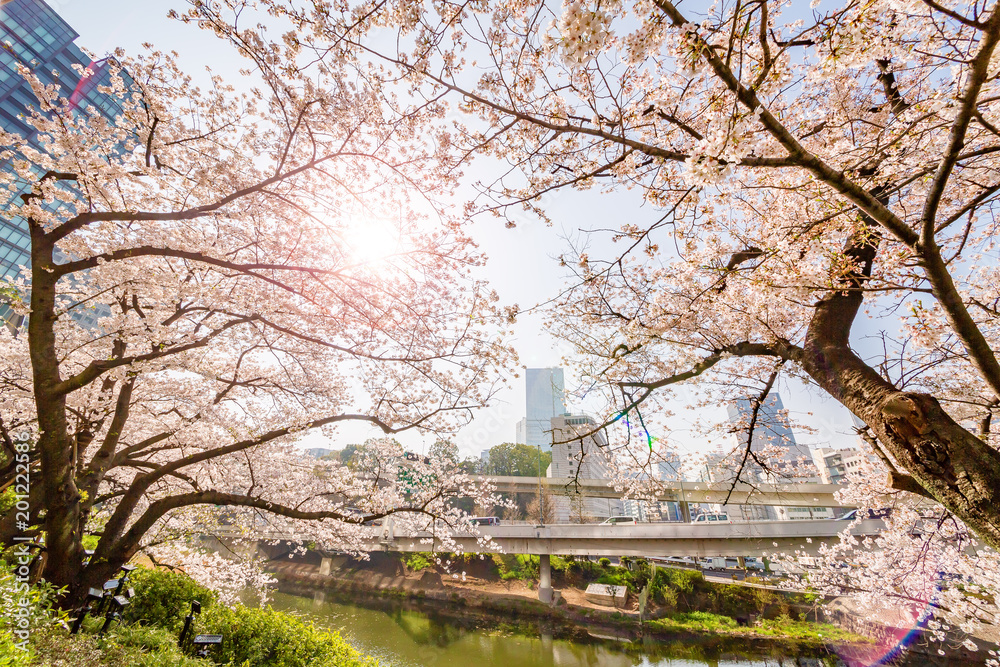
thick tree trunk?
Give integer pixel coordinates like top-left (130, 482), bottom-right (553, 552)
top-left (792, 190), bottom-right (1000, 549)
top-left (802, 342), bottom-right (1000, 548)
top-left (27, 231), bottom-right (84, 593)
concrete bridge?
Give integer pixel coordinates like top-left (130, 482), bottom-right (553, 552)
top-left (330, 518), bottom-right (880, 603)
top-left (211, 477), bottom-right (885, 603)
top-left (212, 518), bottom-right (879, 603)
top-left (478, 477), bottom-right (851, 509)
top-left (371, 518), bottom-right (880, 559)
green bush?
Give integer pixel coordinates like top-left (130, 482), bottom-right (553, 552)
top-left (659, 567), bottom-right (702, 593)
top-left (491, 554), bottom-right (538, 581)
top-left (648, 568), bottom-right (693, 607)
top-left (403, 553), bottom-right (434, 572)
top-left (706, 582), bottom-right (783, 618)
top-left (549, 555), bottom-right (571, 572)
top-left (27, 623), bottom-right (209, 667)
top-left (647, 611), bottom-right (738, 633)
top-left (0, 559), bottom-right (66, 667)
top-left (629, 559), bottom-right (652, 589)
top-left (563, 558), bottom-right (602, 580)
top-left (195, 604), bottom-right (376, 667)
top-left (121, 567), bottom-right (217, 630)
top-left (595, 571), bottom-right (629, 588)
top-left (597, 558), bottom-right (611, 568)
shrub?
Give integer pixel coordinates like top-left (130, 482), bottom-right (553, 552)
top-left (596, 571), bottom-right (629, 588)
top-left (708, 582), bottom-right (784, 618)
top-left (654, 567), bottom-right (701, 595)
top-left (0, 559), bottom-right (65, 667)
top-left (629, 559), bottom-right (652, 589)
top-left (597, 558), bottom-right (611, 568)
top-left (648, 611), bottom-right (739, 633)
top-left (195, 604), bottom-right (376, 667)
top-left (121, 567), bottom-right (216, 630)
top-left (564, 558), bottom-right (602, 580)
top-left (403, 553), bottom-right (434, 572)
top-left (491, 554), bottom-right (538, 581)
top-left (27, 624), bottom-right (209, 667)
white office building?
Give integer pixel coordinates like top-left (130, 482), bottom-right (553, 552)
top-left (812, 447), bottom-right (872, 485)
top-left (548, 414), bottom-right (622, 522)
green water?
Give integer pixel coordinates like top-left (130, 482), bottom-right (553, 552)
top-left (268, 589), bottom-right (841, 667)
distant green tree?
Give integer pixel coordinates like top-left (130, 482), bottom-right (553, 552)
top-left (457, 456), bottom-right (482, 474)
top-left (319, 444), bottom-right (363, 467)
top-left (483, 443), bottom-right (551, 477)
top-left (428, 439), bottom-right (459, 466)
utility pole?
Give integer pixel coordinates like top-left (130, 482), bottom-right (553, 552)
top-left (537, 439), bottom-right (543, 527)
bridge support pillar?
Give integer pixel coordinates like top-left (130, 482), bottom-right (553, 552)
top-left (538, 554), bottom-right (553, 603)
top-left (319, 556), bottom-right (333, 576)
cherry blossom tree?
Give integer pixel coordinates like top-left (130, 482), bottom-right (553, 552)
top-left (0, 21), bottom-right (511, 605)
top-left (243, 0), bottom-right (1000, 648)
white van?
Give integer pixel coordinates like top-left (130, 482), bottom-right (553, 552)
top-left (700, 557), bottom-right (728, 570)
top-left (691, 513), bottom-right (731, 524)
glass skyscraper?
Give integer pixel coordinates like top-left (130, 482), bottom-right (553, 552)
top-left (515, 367), bottom-right (567, 449)
top-left (726, 392), bottom-right (814, 466)
top-left (0, 0), bottom-right (121, 327)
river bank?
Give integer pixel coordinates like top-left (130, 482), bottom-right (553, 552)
top-left (264, 553), bottom-right (979, 665)
top-left (270, 587), bottom-right (844, 667)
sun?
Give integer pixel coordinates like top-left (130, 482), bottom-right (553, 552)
top-left (341, 217), bottom-right (404, 266)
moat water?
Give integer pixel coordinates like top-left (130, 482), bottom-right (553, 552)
top-left (266, 587), bottom-right (918, 667)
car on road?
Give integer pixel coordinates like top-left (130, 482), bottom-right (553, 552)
top-left (470, 516), bottom-right (499, 526)
top-left (601, 516), bottom-right (638, 526)
top-left (691, 513), bottom-right (731, 524)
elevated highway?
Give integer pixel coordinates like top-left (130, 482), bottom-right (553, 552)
top-left (214, 517), bottom-right (879, 603)
top-left (372, 518), bottom-right (878, 559)
top-left (478, 477), bottom-right (851, 508)
top-left (360, 518), bottom-right (879, 602)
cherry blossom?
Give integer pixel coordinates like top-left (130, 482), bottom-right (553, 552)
top-left (242, 0), bottom-right (1000, 650)
top-left (0, 22), bottom-right (512, 605)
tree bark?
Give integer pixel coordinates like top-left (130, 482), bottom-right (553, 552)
top-left (799, 215), bottom-right (1000, 548)
top-left (27, 228), bottom-right (84, 591)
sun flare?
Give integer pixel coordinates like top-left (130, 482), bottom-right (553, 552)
top-left (341, 217), bottom-right (404, 266)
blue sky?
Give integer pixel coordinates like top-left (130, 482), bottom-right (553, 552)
top-left (53, 0), bottom-right (863, 461)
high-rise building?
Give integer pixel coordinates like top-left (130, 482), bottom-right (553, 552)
top-left (657, 452), bottom-right (683, 481)
top-left (515, 367), bottom-right (566, 450)
top-left (547, 414), bottom-right (622, 522)
top-left (697, 393), bottom-right (832, 520)
top-left (726, 392), bottom-right (814, 469)
top-left (0, 0), bottom-right (122, 327)
top-left (655, 452), bottom-right (684, 522)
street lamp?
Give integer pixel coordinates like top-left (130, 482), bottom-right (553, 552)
top-left (178, 600), bottom-right (201, 647)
